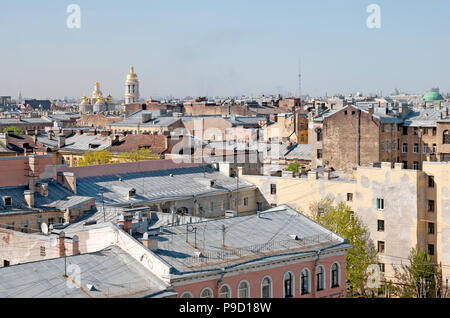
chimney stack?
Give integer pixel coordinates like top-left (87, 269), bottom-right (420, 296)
top-left (24, 190), bottom-right (34, 208)
top-left (57, 134), bottom-right (66, 148)
top-left (143, 232), bottom-right (159, 251)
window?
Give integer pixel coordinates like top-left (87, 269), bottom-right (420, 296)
top-left (377, 220), bottom-right (385, 232)
top-left (331, 263), bottom-right (340, 288)
top-left (378, 263), bottom-right (385, 273)
top-left (270, 184), bottom-right (276, 195)
top-left (238, 281), bottom-right (250, 298)
top-left (423, 128), bottom-right (429, 135)
top-left (428, 244), bottom-right (435, 256)
top-left (3, 196), bottom-right (12, 207)
top-left (58, 217), bottom-right (64, 224)
top-left (432, 144), bottom-right (437, 153)
top-left (317, 129), bottom-right (322, 142)
top-left (432, 128), bottom-right (437, 136)
top-left (428, 200), bottom-right (435, 212)
top-left (257, 202), bottom-right (262, 212)
top-left (316, 266), bottom-right (325, 291)
top-left (6, 222), bottom-right (14, 230)
top-left (244, 197), bottom-right (248, 207)
top-left (377, 198), bottom-right (384, 210)
top-left (300, 269), bottom-right (310, 295)
top-left (413, 161), bottom-right (419, 170)
top-left (3, 260), bottom-right (10, 267)
top-left (210, 202), bottom-right (214, 211)
top-left (402, 127), bottom-right (408, 135)
top-left (21, 221), bottom-right (28, 233)
top-left (428, 176), bottom-right (435, 188)
top-left (180, 291), bottom-right (193, 298)
top-left (413, 127), bottom-right (419, 136)
top-left (444, 130), bottom-right (450, 144)
top-left (283, 272), bottom-right (294, 298)
top-left (402, 143), bottom-right (408, 153)
top-left (413, 144), bottom-right (419, 153)
top-left (219, 285), bottom-right (231, 298)
top-left (428, 222), bottom-right (435, 234)
top-left (423, 144), bottom-right (429, 154)
top-left (200, 288), bottom-right (213, 298)
top-left (40, 246), bottom-right (46, 257)
top-left (381, 142), bottom-right (385, 152)
top-left (347, 193), bottom-right (353, 202)
top-left (378, 241), bottom-right (385, 254)
top-left (73, 158), bottom-right (77, 167)
top-left (48, 218), bottom-right (55, 225)
top-left (261, 277), bottom-right (272, 298)
top-left (403, 161), bottom-right (408, 169)
top-left (386, 142), bottom-right (390, 153)
top-left (317, 149), bottom-right (323, 159)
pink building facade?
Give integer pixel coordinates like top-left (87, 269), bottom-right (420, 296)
top-left (173, 253), bottom-right (347, 299)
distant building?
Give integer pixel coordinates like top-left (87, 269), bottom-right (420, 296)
top-left (23, 99), bottom-right (52, 110)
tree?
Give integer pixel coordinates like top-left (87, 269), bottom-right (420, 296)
top-left (77, 150), bottom-right (112, 166)
top-left (2, 126), bottom-right (24, 135)
top-left (311, 200), bottom-right (378, 296)
top-left (284, 163), bottom-right (303, 173)
top-left (119, 148), bottom-right (160, 162)
top-left (393, 247), bottom-right (442, 298)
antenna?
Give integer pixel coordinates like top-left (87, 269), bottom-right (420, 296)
top-left (298, 57), bottom-right (302, 100)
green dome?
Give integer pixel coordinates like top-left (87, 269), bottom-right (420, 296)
top-left (423, 91), bottom-right (444, 102)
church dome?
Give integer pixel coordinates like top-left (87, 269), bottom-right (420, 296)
top-left (92, 81), bottom-right (103, 99)
top-left (126, 66), bottom-right (138, 81)
top-left (423, 89), bottom-right (444, 102)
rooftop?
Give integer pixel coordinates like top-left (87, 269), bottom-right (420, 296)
top-left (0, 246), bottom-right (172, 298)
top-left (152, 204), bottom-right (348, 275)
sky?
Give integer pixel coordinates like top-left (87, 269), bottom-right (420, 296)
top-left (0, 0), bottom-right (449, 99)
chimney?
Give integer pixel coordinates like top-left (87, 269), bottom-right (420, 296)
top-left (142, 112), bottom-right (152, 123)
top-left (72, 235), bottom-right (80, 255)
top-left (58, 231), bottom-right (66, 257)
top-left (0, 132), bottom-right (8, 147)
top-left (47, 131), bottom-right (53, 140)
top-left (57, 172), bottom-right (77, 194)
top-left (143, 232), bottom-right (158, 251)
top-left (308, 171), bottom-right (318, 181)
top-left (38, 183), bottom-right (48, 197)
top-left (323, 169), bottom-right (331, 180)
top-left (368, 106), bottom-right (374, 117)
top-left (24, 190), bottom-right (34, 208)
top-left (57, 134), bottom-right (66, 148)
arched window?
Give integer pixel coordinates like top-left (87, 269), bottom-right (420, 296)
top-left (331, 263), bottom-right (340, 288)
top-left (283, 272), bottom-right (294, 298)
top-left (200, 288), bottom-right (213, 298)
top-left (219, 284), bottom-right (231, 298)
top-left (300, 268), bottom-right (310, 295)
top-left (261, 276), bottom-right (272, 298)
top-left (180, 291), bottom-right (193, 298)
top-left (238, 281), bottom-right (250, 298)
top-left (316, 265), bottom-right (325, 291)
top-left (444, 130), bottom-right (450, 144)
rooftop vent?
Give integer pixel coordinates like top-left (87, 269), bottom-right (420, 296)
top-left (289, 234), bottom-right (300, 240)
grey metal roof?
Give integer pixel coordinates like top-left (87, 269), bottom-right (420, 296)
top-left (0, 117), bottom-right (52, 125)
top-left (278, 143), bottom-right (312, 160)
top-left (0, 246), bottom-right (171, 298)
top-left (111, 110), bottom-right (180, 128)
top-left (59, 134), bottom-right (112, 152)
top-left (75, 166), bottom-right (256, 207)
top-left (153, 204), bottom-right (347, 275)
top-left (0, 182), bottom-right (95, 214)
top-left (225, 116), bottom-right (267, 126)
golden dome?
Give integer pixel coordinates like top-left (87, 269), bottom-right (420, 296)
top-left (81, 95), bottom-right (90, 104)
top-left (106, 95), bottom-right (113, 103)
top-left (95, 96), bottom-right (105, 104)
top-left (92, 81), bottom-right (103, 99)
top-left (126, 66), bottom-right (138, 80)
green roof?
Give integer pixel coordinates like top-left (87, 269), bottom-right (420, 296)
top-left (423, 91), bottom-right (444, 102)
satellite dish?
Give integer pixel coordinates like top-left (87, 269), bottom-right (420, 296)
top-left (41, 223), bottom-right (48, 235)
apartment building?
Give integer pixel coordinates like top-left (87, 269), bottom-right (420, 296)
top-left (242, 161), bottom-right (450, 283)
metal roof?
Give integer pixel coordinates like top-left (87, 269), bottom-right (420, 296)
top-left (75, 166), bottom-right (256, 207)
top-left (0, 246), bottom-right (171, 298)
top-left (152, 204), bottom-right (348, 275)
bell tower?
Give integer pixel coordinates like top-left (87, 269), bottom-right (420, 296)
top-left (125, 66), bottom-right (140, 104)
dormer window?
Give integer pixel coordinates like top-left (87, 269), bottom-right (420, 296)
top-left (3, 196), bottom-right (12, 207)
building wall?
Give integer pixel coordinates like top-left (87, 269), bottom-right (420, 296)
top-left (173, 253), bottom-right (347, 298)
top-left (323, 106), bottom-right (381, 171)
top-left (0, 155), bottom-right (54, 188)
top-left (242, 162), bottom-right (450, 282)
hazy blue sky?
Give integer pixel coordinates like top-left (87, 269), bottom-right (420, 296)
top-left (0, 0), bottom-right (449, 99)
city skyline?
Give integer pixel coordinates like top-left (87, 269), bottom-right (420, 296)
top-left (1, 0), bottom-right (449, 99)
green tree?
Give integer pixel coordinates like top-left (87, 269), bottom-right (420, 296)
top-left (119, 148), bottom-right (160, 162)
top-left (393, 247), bottom-right (441, 298)
top-left (284, 163), bottom-right (303, 173)
top-left (312, 200), bottom-right (378, 296)
top-left (2, 126), bottom-right (24, 135)
top-left (77, 150), bottom-right (112, 166)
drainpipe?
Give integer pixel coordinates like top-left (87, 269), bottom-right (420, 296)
top-left (311, 249), bottom-right (322, 298)
top-left (356, 110), bottom-right (361, 167)
top-left (216, 269), bottom-right (226, 298)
